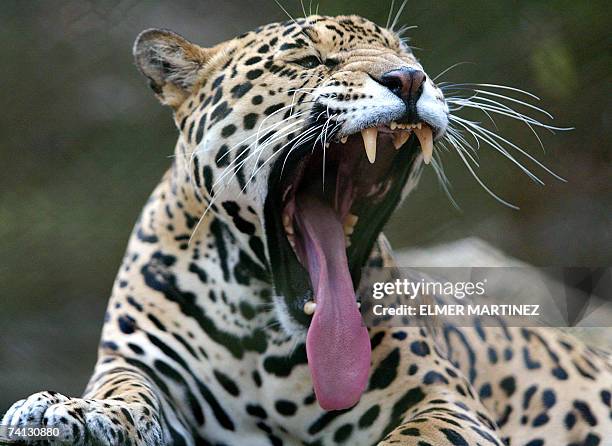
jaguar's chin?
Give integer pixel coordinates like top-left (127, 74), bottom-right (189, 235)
top-left (264, 120), bottom-right (425, 410)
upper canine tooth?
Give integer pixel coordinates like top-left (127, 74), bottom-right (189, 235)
top-left (393, 131), bottom-right (411, 150)
top-left (390, 122), bottom-right (397, 130)
top-left (361, 127), bottom-right (378, 163)
top-left (416, 122), bottom-right (422, 129)
top-left (414, 125), bottom-right (434, 164)
top-left (340, 136), bottom-right (348, 144)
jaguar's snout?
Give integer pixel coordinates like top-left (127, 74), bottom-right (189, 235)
top-left (379, 67), bottom-right (427, 121)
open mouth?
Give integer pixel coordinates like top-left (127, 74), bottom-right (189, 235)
top-left (264, 119), bottom-right (433, 410)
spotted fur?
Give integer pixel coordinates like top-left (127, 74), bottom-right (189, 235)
top-left (3, 15), bottom-right (611, 446)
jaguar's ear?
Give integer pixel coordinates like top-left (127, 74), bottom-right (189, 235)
top-left (133, 29), bottom-right (218, 108)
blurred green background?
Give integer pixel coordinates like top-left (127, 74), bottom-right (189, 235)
top-left (1, 0), bottom-right (610, 411)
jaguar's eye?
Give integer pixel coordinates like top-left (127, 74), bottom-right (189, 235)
top-left (292, 55), bottom-right (322, 69)
top-left (325, 58), bottom-right (339, 69)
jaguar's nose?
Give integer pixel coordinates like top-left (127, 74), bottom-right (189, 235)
top-left (379, 68), bottom-right (426, 118)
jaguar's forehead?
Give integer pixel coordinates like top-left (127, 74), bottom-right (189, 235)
top-left (238, 15), bottom-right (400, 53)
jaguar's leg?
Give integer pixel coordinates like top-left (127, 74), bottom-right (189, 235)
top-left (377, 387), bottom-right (503, 446)
top-left (1, 355), bottom-right (192, 446)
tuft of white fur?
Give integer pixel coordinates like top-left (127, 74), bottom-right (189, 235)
top-left (272, 295), bottom-right (307, 340)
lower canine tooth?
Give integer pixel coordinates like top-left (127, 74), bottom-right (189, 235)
top-left (343, 214), bottom-right (358, 236)
top-left (393, 131), bottom-right (411, 150)
top-left (344, 213), bottom-right (358, 226)
top-left (304, 301), bottom-right (317, 315)
top-left (361, 127), bottom-right (378, 163)
top-left (414, 125), bottom-right (434, 164)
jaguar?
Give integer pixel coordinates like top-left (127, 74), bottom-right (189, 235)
top-left (3, 13), bottom-right (611, 446)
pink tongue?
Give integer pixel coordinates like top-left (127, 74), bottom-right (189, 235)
top-left (294, 194), bottom-right (371, 411)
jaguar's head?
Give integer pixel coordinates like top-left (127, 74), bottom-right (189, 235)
top-left (133, 14), bottom-right (559, 411)
top-left (134, 14), bottom-right (445, 410)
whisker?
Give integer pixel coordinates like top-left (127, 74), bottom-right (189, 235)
top-left (448, 97), bottom-right (547, 150)
top-left (189, 106), bottom-right (310, 170)
top-left (448, 95), bottom-right (570, 131)
top-left (471, 89), bottom-right (554, 119)
top-left (322, 120), bottom-right (343, 190)
top-left (441, 82), bottom-right (541, 100)
top-left (395, 24), bottom-right (417, 38)
top-left (386, 0), bottom-right (396, 29)
top-left (244, 124), bottom-right (326, 192)
top-left (432, 62), bottom-right (475, 82)
top-left (447, 125), bottom-right (481, 154)
top-left (450, 117), bottom-right (544, 185)
top-left (450, 97), bottom-right (500, 130)
top-left (191, 116), bottom-right (311, 233)
top-left (247, 105), bottom-right (310, 181)
top-left (449, 130), bottom-right (520, 209)
top-left (273, 0), bottom-right (317, 50)
top-left (445, 131), bottom-right (480, 167)
top-left (211, 114), bottom-right (308, 191)
top-left (318, 115), bottom-right (337, 189)
top-left (213, 103), bottom-right (314, 181)
top-left (247, 124), bottom-right (324, 189)
top-left (430, 148), bottom-right (460, 210)
top-left (221, 118), bottom-right (309, 192)
top-left (390, 0), bottom-right (408, 31)
top-left (452, 115), bottom-right (566, 182)
top-left (280, 124), bottom-right (326, 177)
top-left (284, 127), bottom-right (327, 168)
